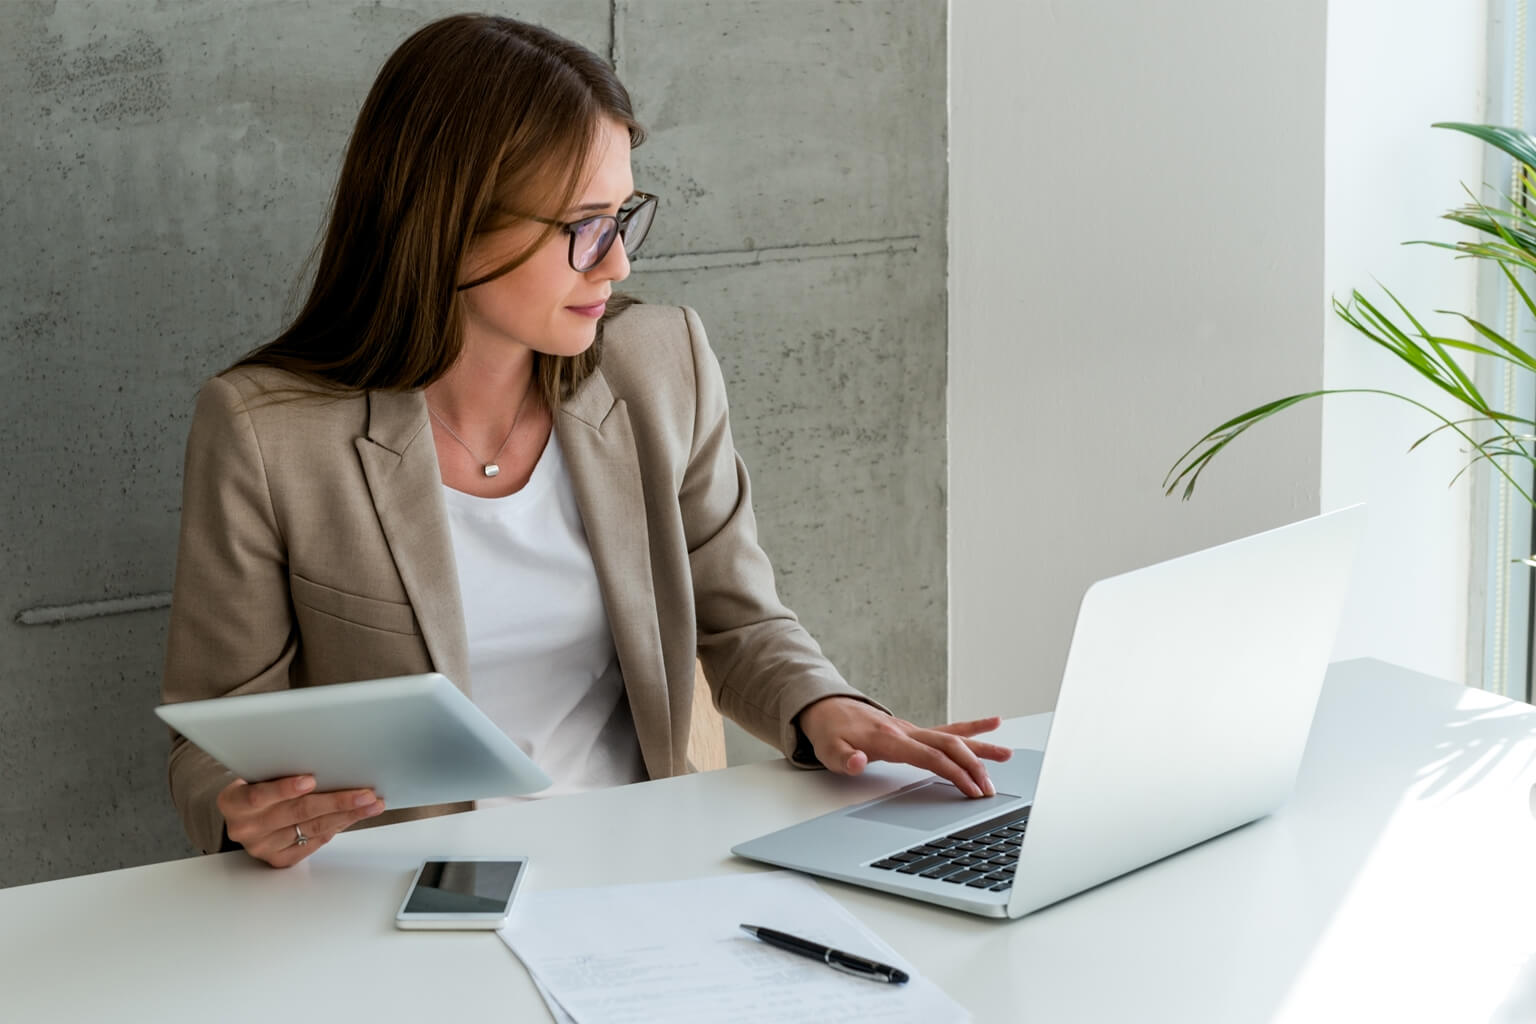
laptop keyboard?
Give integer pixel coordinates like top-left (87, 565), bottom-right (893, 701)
top-left (868, 805), bottom-right (1030, 891)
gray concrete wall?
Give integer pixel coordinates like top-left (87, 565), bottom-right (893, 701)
top-left (0, 0), bottom-right (947, 886)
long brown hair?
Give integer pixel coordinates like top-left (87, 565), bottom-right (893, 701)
top-left (236, 14), bottom-right (644, 407)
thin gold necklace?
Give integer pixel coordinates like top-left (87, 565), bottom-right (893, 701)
top-left (427, 379), bottom-right (533, 478)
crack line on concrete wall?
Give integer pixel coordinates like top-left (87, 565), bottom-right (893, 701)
top-left (16, 592), bottom-right (172, 625)
top-left (608, 0), bottom-right (620, 70)
top-left (632, 234), bottom-right (920, 274)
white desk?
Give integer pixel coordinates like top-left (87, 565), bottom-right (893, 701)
top-left (5, 659), bottom-right (1536, 1023)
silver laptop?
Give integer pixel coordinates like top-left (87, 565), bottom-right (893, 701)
top-left (733, 507), bottom-right (1363, 919)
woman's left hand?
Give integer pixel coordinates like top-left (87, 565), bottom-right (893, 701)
top-left (795, 696), bottom-right (1012, 798)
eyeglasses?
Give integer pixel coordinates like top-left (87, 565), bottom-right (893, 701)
top-left (546, 191), bottom-right (658, 272)
top-left (456, 192), bottom-right (658, 291)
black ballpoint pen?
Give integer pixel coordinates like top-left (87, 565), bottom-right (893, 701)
top-left (740, 924), bottom-right (910, 984)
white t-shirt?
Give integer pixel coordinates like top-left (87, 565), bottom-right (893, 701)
top-left (441, 431), bottom-right (647, 805)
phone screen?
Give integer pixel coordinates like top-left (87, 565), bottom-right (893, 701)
top-left (402, 859), bottom-right (524, 915)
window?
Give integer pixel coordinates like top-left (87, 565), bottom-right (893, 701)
top-left (1476, 0), bottom-right (1536, 700)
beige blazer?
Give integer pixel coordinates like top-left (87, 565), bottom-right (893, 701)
top-left (163, 304), bottom-right (874, 854)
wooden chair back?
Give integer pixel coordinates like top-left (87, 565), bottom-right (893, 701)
top-left (687, 660), bottom-right (728, 772)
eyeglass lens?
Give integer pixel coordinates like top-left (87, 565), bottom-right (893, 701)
top-left (570, 197), bottom-right (655, 272)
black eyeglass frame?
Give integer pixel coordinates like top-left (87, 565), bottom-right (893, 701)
top-left (544, 191), bottom-right (658, 273)
top-left (455, 192), bottom-right (658, 291)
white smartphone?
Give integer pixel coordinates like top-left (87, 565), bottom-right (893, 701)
top-left (394, 856), bottom-right (529, 930)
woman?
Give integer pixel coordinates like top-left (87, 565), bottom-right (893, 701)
top-left (162, 13), bottom-right (1008, 867)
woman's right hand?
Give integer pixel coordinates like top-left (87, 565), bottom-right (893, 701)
top-left (217, 774), bottom-right (386, 867)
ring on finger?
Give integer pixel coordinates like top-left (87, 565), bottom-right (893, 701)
top-left (293, 824), bottom-right (308, 848)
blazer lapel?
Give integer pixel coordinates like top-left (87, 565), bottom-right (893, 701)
top-left (354, 390), bottom-right (471, 695)
top-left (557, 370), bottom-right (673, 778)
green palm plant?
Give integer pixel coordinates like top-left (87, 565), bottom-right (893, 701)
top-left (1165, 122), bottom-right (1536, 523)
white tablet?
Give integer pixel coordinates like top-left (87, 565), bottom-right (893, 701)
top-left (155, 673), bottom-right (551, 807)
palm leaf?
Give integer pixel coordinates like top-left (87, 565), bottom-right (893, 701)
top-left (1438, 312), bottom-right (1536, 373)
top-left (1170, 123), bottom-right (1536, 514)
top-left (1169, 388), bottom-right (1536, 508)
top-left (1433, 122), bottom-right (1536, 167)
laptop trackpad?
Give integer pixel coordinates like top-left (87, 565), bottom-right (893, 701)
top-left (848, 781), bottom-right (1024, 831)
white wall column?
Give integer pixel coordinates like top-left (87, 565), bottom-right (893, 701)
top-left (1321, 0), bottom-right (1487, 686)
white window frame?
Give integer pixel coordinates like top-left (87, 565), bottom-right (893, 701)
top-left (1473, 0), bottom-right (1536, 701)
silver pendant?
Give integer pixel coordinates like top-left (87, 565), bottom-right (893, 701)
top-left (483, 464), bottom-right (500, 478)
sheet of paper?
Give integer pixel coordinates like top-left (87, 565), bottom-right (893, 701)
top-left (529, 973), bottom-right (577, 1024)
top-left (499, 871), bottom-right (969, 1024)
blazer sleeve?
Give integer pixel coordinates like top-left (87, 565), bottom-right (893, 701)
top-left (678, 308), bottom-right (888, 764)
top-left (162, 375), bottom-right (300, 853)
